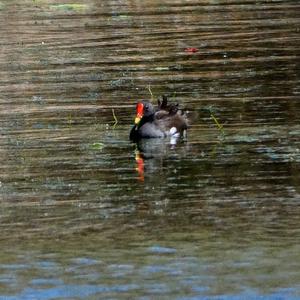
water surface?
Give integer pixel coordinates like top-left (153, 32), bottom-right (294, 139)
top-left (0, 0), bottom-right (300, 299)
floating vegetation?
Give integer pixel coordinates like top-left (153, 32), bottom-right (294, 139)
top-left (90, 142), bottom-right (104, 150)
top-left (202, 106), bottom-right (225, 136)
top-left (112, 109), bottom-right (118, 129)
top-left (147, 84), bottom-right (154, 101)
top-left (49, 4), bottom-right (88, 12)
top-left (112, 14), bottom-right (129, 20)
top-left (154, 67), bottom-right (170, 71)
top-left (210, 112), bottom-right (225, 135)
top-left (67, 114), bottom-right (74, 126)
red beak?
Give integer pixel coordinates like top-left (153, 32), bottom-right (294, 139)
top-left (135, 102), bottom-right (144, 124)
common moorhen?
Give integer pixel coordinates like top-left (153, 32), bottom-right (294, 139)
top-left (129, 96), bottom-right (188, 141)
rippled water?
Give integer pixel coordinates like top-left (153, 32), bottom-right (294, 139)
top-left (0, 0), bottom-right (300, 299)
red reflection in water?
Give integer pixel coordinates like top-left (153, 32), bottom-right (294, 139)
top-left (135, 152), bottom-right (144, 182)
top-left (184, 47), bottom-right (199, 53)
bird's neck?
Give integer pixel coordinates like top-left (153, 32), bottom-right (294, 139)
top-left (137, 114), bottom-right (154, 128)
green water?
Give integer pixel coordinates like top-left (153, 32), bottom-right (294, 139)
top-left (0, 0), bottom-right (299, 299)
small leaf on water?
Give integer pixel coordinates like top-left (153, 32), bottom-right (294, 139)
top-left (117, 15), bottom-right (129, 19)
top-left (154, 67), bottom-right (170, 71)
top-left (90, 142), bottom-right (104, 150)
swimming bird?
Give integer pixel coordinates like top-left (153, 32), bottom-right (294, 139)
top-left (129, 96), bottom-right (188, 141)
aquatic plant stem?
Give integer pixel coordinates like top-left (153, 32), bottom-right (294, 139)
top-left (147, 84), bottom-right (154, 101)
top-left (112, 109), bottom-right (118, 129)
top-left (210, 113), bottom-right (224, 135)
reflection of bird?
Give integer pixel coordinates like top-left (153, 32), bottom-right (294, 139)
top-left (133, 137), bottom-right (189, 182)
top-left (129, 96), bottom-right (188, 141)
top-left (135, 150), bottom-right (145, 182)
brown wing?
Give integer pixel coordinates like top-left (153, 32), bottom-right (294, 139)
top-left (154, 110), bottom-right (169, 120)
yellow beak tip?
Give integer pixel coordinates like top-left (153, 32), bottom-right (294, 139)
top-left (135, 117), bottom-right (141, 125)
